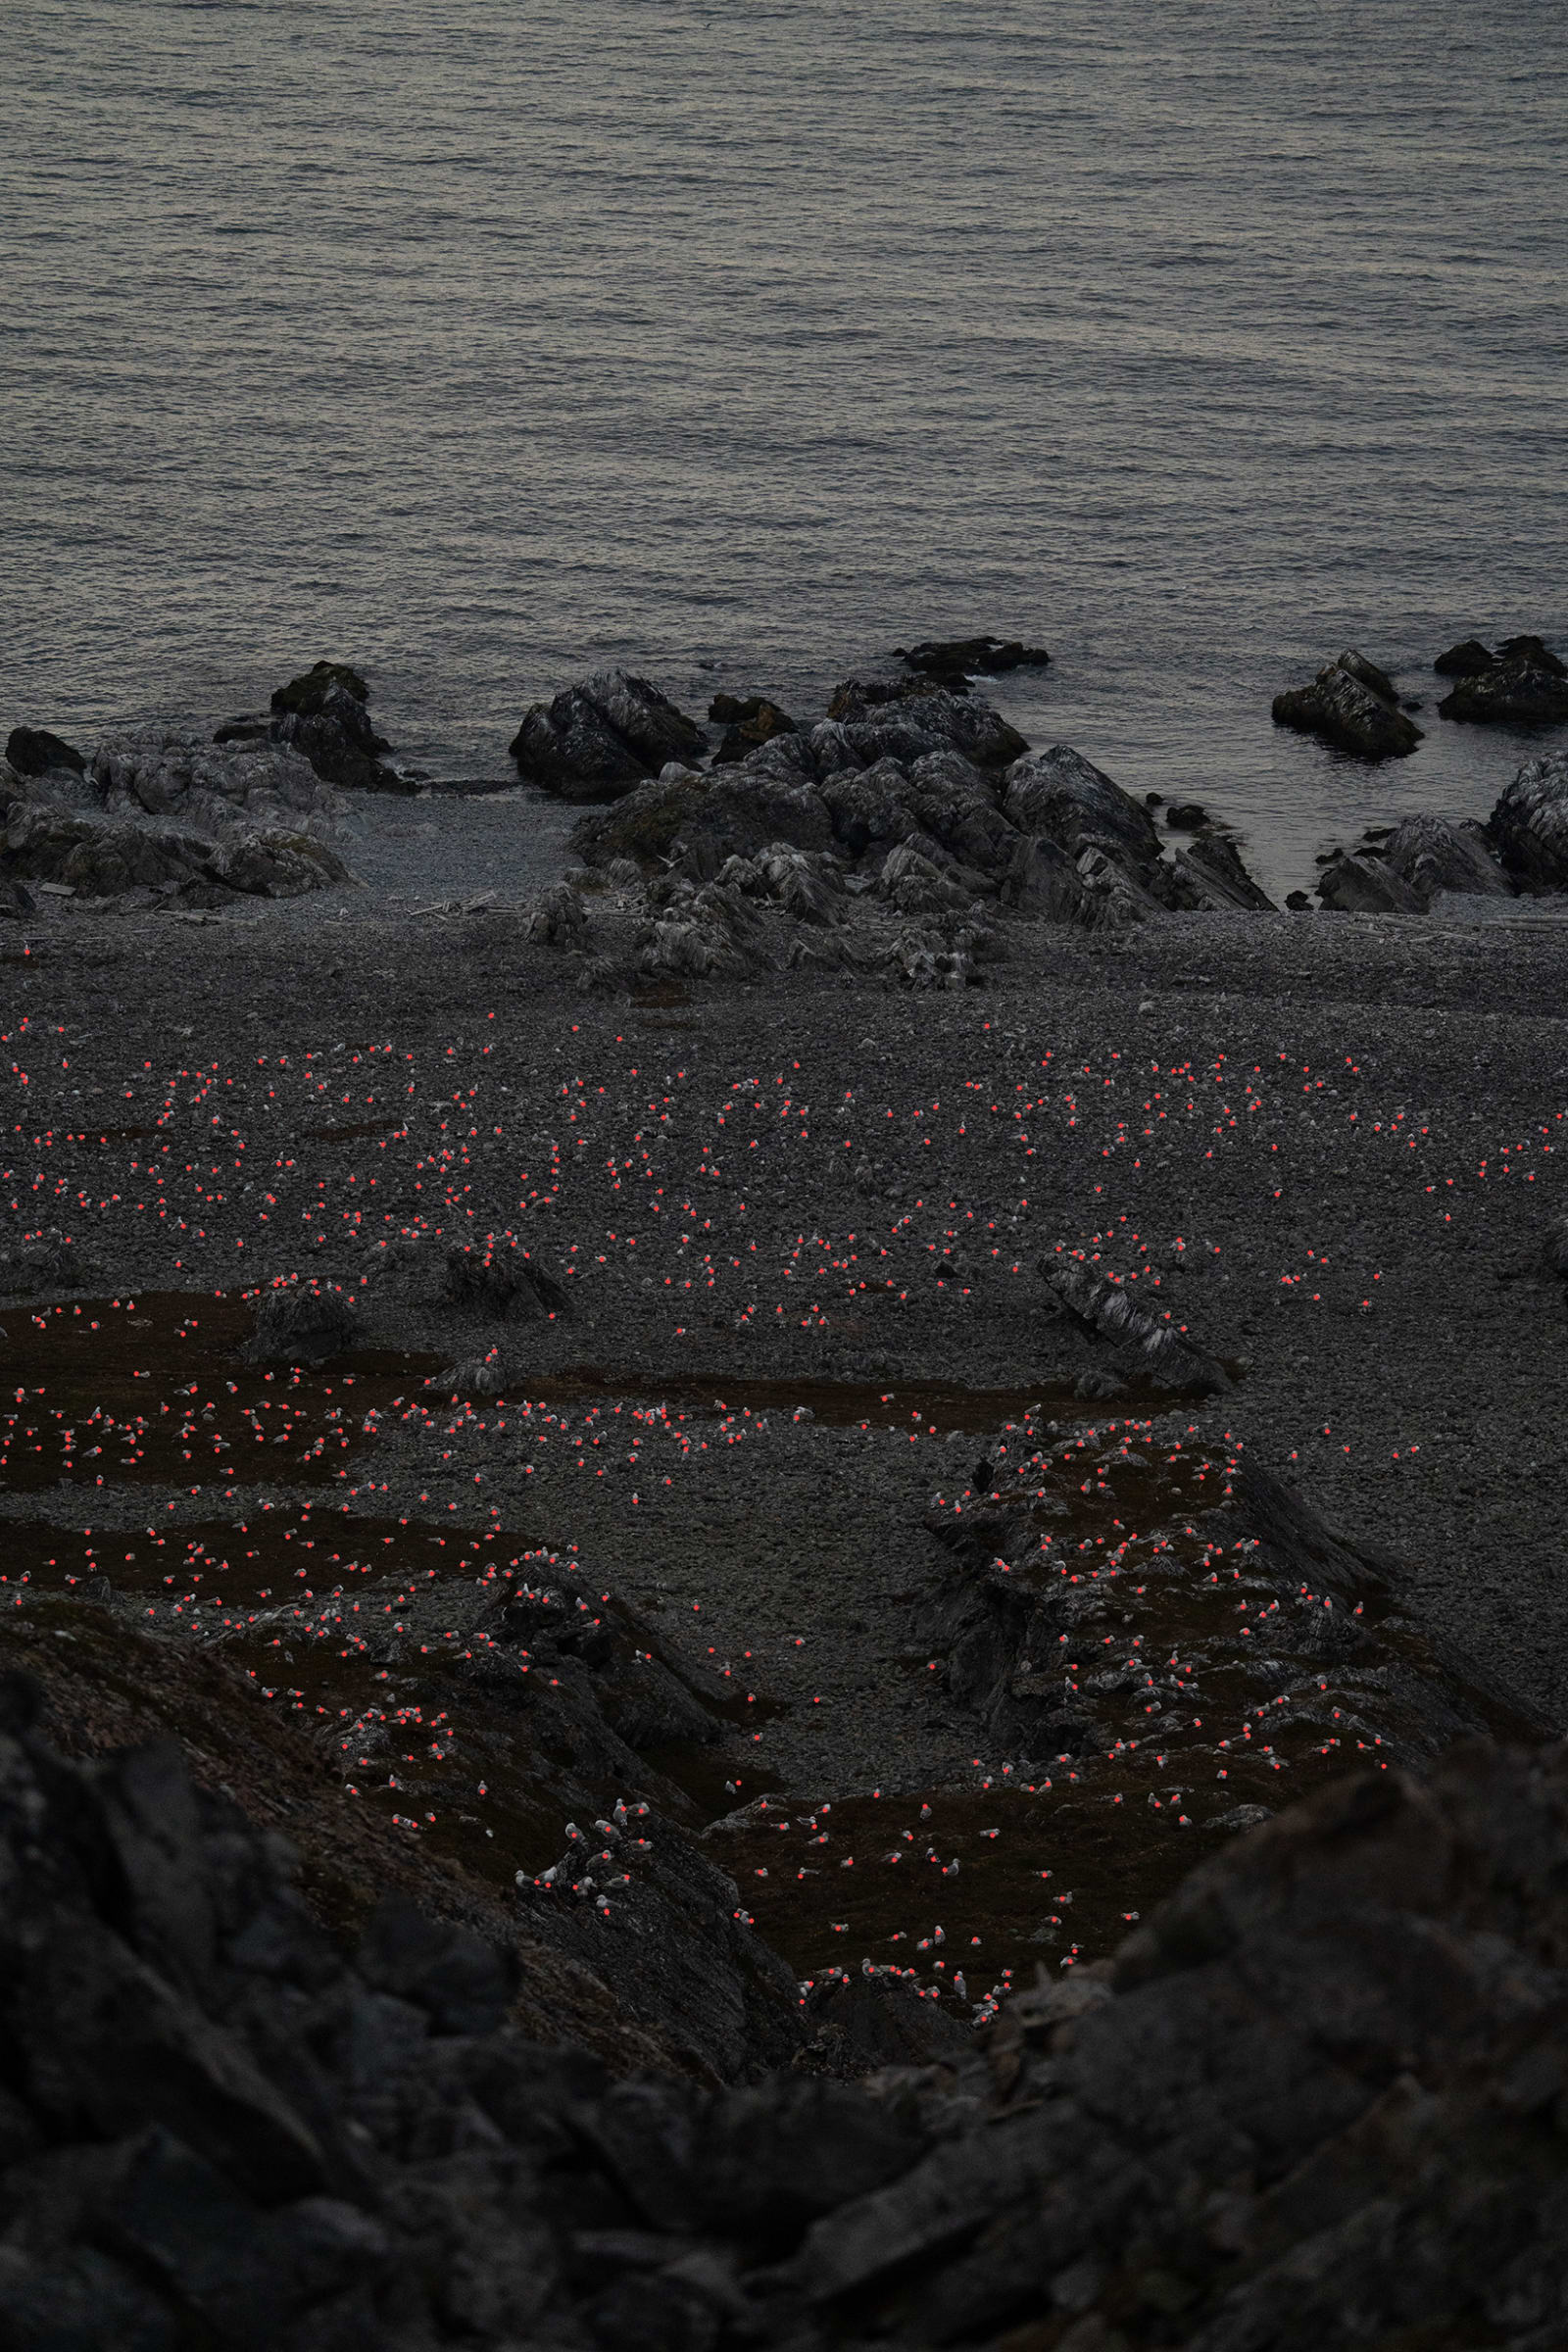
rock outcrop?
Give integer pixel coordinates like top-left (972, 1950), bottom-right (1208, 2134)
top-left (708, 695), bottom-right (799, 766)
top-left (3, 1678), bottom-right (1567, 2349)
top-left (1, 728), bottom-right (357, 905)
top-left (1272, 651), bottom-right (1424, 759)
top-left (268, 662), bottom-right (409, 793)
top-left (1438, 634), bottom-right (1568, 726)
top-left (510, 671), bottom-right (708, 800)
top-left (1486, 749), bottom-right (1568, 887)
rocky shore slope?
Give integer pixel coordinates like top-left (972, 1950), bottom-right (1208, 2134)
top-left (5, 644), bottom-right (1568, 2344)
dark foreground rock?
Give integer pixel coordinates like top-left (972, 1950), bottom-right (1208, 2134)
top-left (1486, 748), bottom-right (1568, 887)
top-left (268, 661), bottom-right (411, 794)
top-left (1271, 650), bottom-right (1423, 759)
top-left (511, 671), bottom-right (709, 800)
top-left (1439, 634), bottom-right (1568, 726)
top-left (3, 1677), bottom-right (1567, 2349)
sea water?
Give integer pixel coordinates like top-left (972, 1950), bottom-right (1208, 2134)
top-left (3, 0), bottom-right (1564, 902)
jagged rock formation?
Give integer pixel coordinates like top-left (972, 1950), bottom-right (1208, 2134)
top-left (1272, 650), bottom-right (1424, 759)
top-left (0, 728), bottom-right (357, 905)
top-left (266, 661), bottom-right (411, 794)
top-left (510, 671), bottom-right (709, 800)
top-left (894, 634), bottom-right (1051, 682)
top-left (2, 1676), bottom-right (1566, 2349)
top-left (1437, 634), bottom-right (1568, 726)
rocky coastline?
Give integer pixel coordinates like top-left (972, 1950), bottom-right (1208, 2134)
top-left (4, 631), bottom-right (1568, 2345)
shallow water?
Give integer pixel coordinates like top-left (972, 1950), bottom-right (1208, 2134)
top-left (3, 0), bottom-right (1565, 903)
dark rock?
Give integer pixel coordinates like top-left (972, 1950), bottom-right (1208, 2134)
top-left (1485, 750), bottom-right (1568, 887)
top-left (995, 833), bottom-right (1100, 926)
top-left (1040, 1254), bottom-right (1230, 1395)
top-left (1272, 653), bottom-right (1423, 759)
top-left (6, 725), bottom-right (87, 777)
top-left (828, 677), bottom-right (1029, 769)
top-left (511, 673), bottom-right (708, 801)
top-left (246, 1281), bottom-right (361, 1365)
top-left (571, 762), bottom-right (831, 873)
top-left (212, 716), bottom-right (272, 746)
top-left (1173, 829), bottom-right (1278, 913)
top-left (896, 635), bottom-right (1050, 682)
top-left (711, 703), bottom-right (797, 766)
top-left (443, 1237), bottom-right (569, 1320)
top-left (1073, 1368), bottom-right (1128, 1400)
top-left (0, 1226), bottom-right (91, 1296)
top-left (1384, 811), bottom-right (1515, 903)
top-left (1315, 851), bottom-right (1427, 914)
top-left (696, 2076), bottom-right (924, 2240)
top-left (1285, 888), bottom-right (1312, 908)
top-left (1542, 1215), bottom-right (1568, 1278)
top-left (269, 664), bottom-right (406, 795)
top-left (1439, 636), bottom-right (1568, 726)
top-left (1002, 745), bottom-right (1162, 871)
top-left (1164, 801), bottom-right (1208, 829)
top-left (1434, 638), bottom-right (1496, 677)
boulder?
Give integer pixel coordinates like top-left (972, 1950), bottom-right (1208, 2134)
top-left (268, 662), bottom-right (406, 794)
top-left (1315, 851), bottom-right (1427, 914)
top-left (511, 672), bottom-right (707, 801)
top-left (1172, 829), bottom-right (1277, 912)
top-left (1164, 800), bottom-right (1208, 829)
top-left (1384, 811), bottom-right (1515, 903)
top-left (245, 1282), bottom-right (361, 1365)
top-left (1272, 652), bottom-right (1423, 758)
top-left (1434, 637), bottom-right (1496, 678)
top-left (895, 635), bottom-right (1050, 682)
top-left (995, 834), bottom-right (1101, 925)
top-left (1439, 635), bottom-right (1568, 726)
top-left (1486, 749), bottom-right (1568, 887)
top-left (443, 1237), bottom-right (569, 1320)
top-left (5, 725), bottom-right (86, 778)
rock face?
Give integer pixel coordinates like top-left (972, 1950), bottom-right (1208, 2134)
top-left (1486, 749), bottom-right (1568, 887)
top-left (510, 671), bottom-right (708, 800)
top-left (4, 1680), bottom-right (1568, 2349)
top-left (1385, 810), bottom-right (1515, 902)
top-left (1439, 634), bottom-right (1568, 726)
top-left (268, 662), bottom-right (409, 793)
top-left (5, 724), bottom-right (86, 777)
top-left (1272, 651), bottom-right (1424, 758)
top-left (1, 729), bottom-right (356, 905)
top-left (894, 634), bottom-right (1051, 682)
top-left (1316, 849), bottom-right (1429, 914)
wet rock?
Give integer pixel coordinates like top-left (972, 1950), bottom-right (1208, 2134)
top-left (511, 673), bottom-right (708, 801)
top-left (1285, 888), bottom-right (1313, 909)
top-left (1315, 851), bottom-right (1427, 914)
top-left (443, 1237), bottom-right (570, 1320)
top-left (1484, 750), bottom-right (1568, 888)
top-left (1440, 635), bottom-right (1568, 726)
top-left (1164, 801), bottom-right (1208, 829)
top-left (5, 725), bottom-right (87, 777)
top-left (1434, 637), bottom-right (1497, 678)
top-left (246, 1281), bottom-right (361, 1365)
top-left (708, 697), bottom-right (798, 766)
top-left (895, 635), bottom-right (1051, 682)
top-left (269, 662), bottom-right (407, 794)
top-left (1272, 652), bottom-right (1423, 758)
top-left (1383, 811), bottom-right (1515, 903)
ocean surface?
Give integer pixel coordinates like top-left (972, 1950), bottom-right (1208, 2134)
top-left (3, 0), bottom-right (1565, 905)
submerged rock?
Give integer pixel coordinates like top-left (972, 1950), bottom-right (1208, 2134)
top-left (1272, 651), bottom-right (1423, 759)
top-left (511, 672), bottom-right (708, 800)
